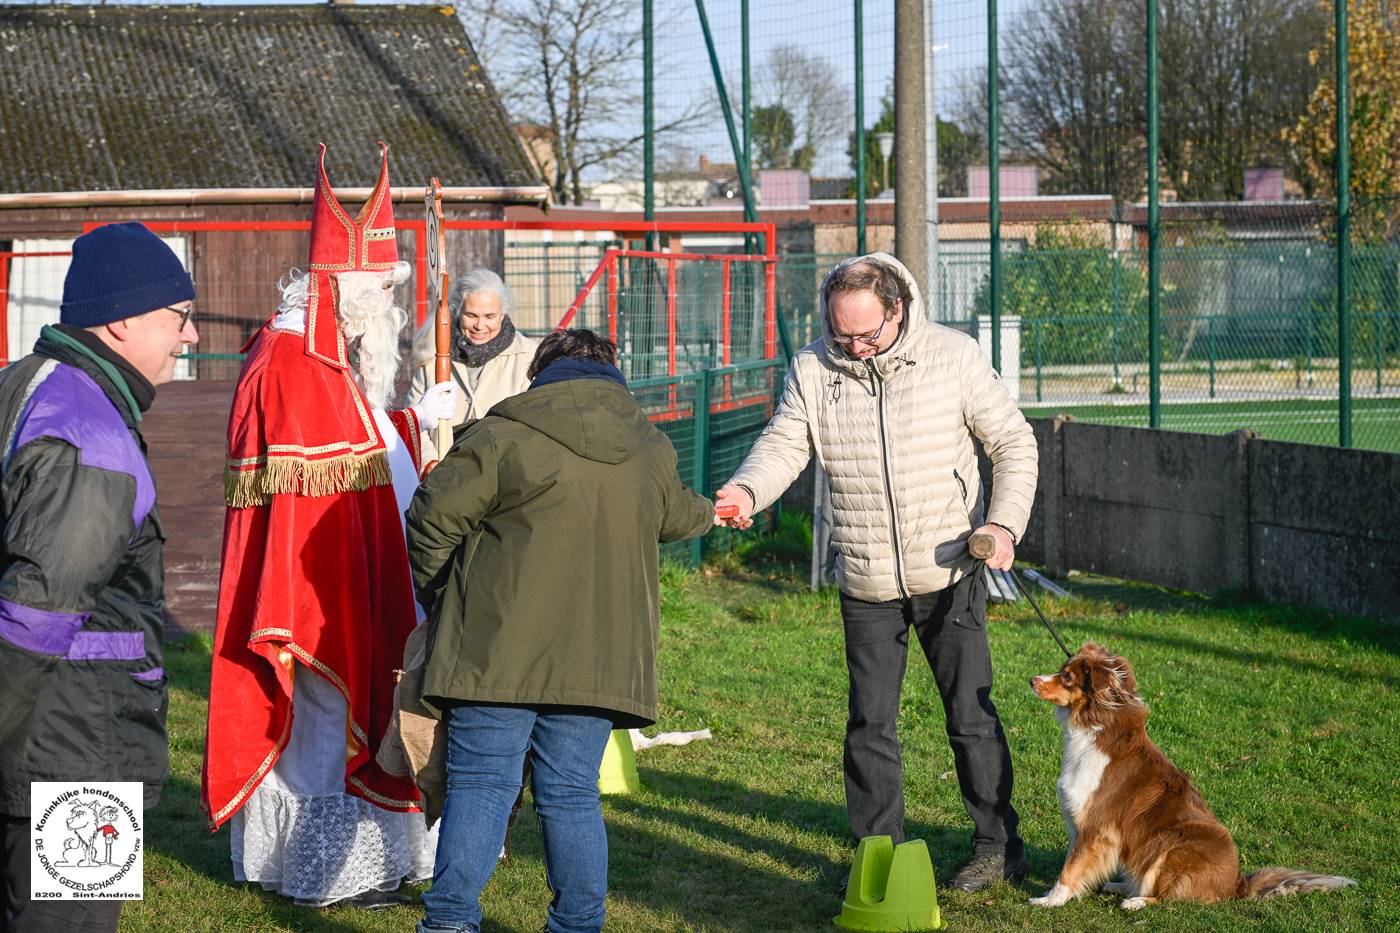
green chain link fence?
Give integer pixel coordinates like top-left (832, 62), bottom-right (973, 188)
top-left (777, 208), bottom-right (1398, 453)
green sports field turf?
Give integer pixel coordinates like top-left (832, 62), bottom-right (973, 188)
top-left (1022, 397), bottom-right (1400, 452)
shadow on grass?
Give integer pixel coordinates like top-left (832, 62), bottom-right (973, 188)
top-left (596, 769), bottom-right (1060, 930)
top-left (1059, 575), bottom-right (1400, 652)
top-left (148, 766), bottom-right (1059, 932)
top-left (702, 555), bottom-right (813, 600)
top-left (164, 631), bottom-right (213, 702)
top-left (1008, 588), bottom-right (1400, 683)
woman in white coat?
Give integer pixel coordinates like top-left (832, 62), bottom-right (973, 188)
top-left (411, 268), bottom-right (537, 432)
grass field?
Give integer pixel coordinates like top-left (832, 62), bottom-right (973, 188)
top-left (126, 526), bottom-right (1399, 931)
top-left (1022, 395), bottom-right (1400, 452)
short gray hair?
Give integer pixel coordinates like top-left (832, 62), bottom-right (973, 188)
top-left (449, 268), bottom-right (513, 320)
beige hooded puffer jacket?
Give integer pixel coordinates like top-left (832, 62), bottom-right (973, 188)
top-left (727, 252), bottom-right (1037, 602)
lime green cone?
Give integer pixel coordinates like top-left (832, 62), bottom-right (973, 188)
top-left (834, 836), bottom-right (947, 931)
top-left (596, 729), bottom-right (640, 795)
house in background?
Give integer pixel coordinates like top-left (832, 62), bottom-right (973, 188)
top-left (515, 122), bottom-right (560, 192)
top-left (967, 165), bottom-right (1040, 199)
top-left (0, 3), bottom-right (545, 375)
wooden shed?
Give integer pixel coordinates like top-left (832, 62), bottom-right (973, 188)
top-left (0, 3), bottom-right (546, 633)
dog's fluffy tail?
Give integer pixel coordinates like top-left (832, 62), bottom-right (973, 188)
top-left (1237, 867), bottom-right (1356, 900)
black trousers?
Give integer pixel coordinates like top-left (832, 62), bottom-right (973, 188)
top-left (2, 815), bottom-right (122, 933)
top-left (840, 571), bottom-right (1023, 858)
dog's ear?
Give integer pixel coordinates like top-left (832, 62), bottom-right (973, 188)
top-left (1113, 655), bottom-right (1138, 695)
top-left (1092, 654), bottom-right (1141, 710)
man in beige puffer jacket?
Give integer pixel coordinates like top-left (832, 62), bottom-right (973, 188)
top-left (715, 252), bottom-right (1037, 892)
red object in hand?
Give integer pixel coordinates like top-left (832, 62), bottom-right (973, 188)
top-left (715, 504), bottom-right (741, 519)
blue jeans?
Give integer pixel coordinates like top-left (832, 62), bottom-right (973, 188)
top-left (419, 704), bottom-right (613, 933)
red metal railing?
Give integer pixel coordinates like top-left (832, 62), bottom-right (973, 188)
top-left (82, 217), bottom-right (779, 330)
top-left (7, 222), bottom-right (783, 429)
top-left (553, 248), bottom-right (781, 419)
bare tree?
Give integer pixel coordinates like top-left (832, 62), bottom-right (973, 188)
top-left (461, 0), bottom-right (512, 70)
top-left (969, 0), bottom-right (1326, 201)
top-left (970, 0), bottom-right (1146, 201)
top-left (456, 0), bottom-right (711, 204)
top-left (756, 45), bottom-right (850, 173)
top-left (1158, 0), bottom-right (1326, 200)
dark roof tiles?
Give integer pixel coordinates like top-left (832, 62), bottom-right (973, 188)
top-left (0, 4), bottom-right (539, 192)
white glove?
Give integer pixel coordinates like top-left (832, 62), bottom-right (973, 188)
top-left (411, 381), bottom-right (461, 423)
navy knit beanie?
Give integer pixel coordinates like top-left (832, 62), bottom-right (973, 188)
top-left (60, 222), bottom-right (196, 327)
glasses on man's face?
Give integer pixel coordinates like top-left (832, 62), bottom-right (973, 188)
top-left (162, 304), bottom-right (194, 330)
top-left (832, 315), bottom-right (889, 348)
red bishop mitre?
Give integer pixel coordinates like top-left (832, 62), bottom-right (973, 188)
top-left (305, 141), bottom-right (401, 369)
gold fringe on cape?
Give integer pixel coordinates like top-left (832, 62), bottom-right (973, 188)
top-left (224, 451), bottom-right (392, 508)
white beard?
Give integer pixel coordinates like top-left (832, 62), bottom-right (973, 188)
top-left (273, 268), bottom-right (408, 410)
top-left (349, 304), bottom-right (402, 410)
top-left (336, 273), bottom-right (407, 410)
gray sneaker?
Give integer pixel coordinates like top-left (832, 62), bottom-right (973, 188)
top-left (947, 852), bottom-right (1029, 892)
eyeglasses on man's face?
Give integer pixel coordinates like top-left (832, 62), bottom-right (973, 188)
top-left (832, 315), bottom-right (890, 348)
top-left (161, 304), bottom-right (195, 330)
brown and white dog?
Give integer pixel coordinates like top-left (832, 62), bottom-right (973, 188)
top-left (1028, 643), bottom-right (1355, 910)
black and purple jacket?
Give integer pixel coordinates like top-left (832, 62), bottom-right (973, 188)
top-left (0, 325), bottom-right (168, 816)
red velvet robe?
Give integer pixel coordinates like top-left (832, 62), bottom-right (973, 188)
top-left (201, 325), bottom-right (422, 830)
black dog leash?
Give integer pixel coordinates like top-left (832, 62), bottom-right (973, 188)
top-left (968, 533), bottom-right (1073, 660)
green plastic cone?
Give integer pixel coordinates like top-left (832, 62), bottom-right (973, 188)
top-left (596, 729), bottom-right (640, 795)
top-left (834, 836), bottom-right (947, 931)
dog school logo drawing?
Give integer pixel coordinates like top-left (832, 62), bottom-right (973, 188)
top-left (30, 782), bottom-right (144, 900)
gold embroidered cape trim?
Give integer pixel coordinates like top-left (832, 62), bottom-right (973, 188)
top-left (283, 643), bottom-right (369, 748)
top-left (208, 635), bottom-right (405, 825)
top-left (224, 450), bottom-right (391, 507)
top-left (208, 707), bottom-right (293, 828)
top-left (348, 775), bottom-right (419, 811)
top-left (304, 274), bottom-right (350, 368)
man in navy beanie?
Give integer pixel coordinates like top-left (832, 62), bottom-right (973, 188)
top-left (0, 221), bottom-right (197, 932)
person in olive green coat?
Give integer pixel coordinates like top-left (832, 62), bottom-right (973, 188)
top-left (407, 329), bottom-right (712, 933)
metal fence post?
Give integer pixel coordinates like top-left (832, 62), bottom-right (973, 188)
top-left (988, 0), bottom-right (1001, 372)
top-left (1336, 0), bottom-right (1352, 447)
top-left (1208, 316), bottom-right (1216, 399)
top-left (1147, 0), bottom-right (1161, 428)
top-left (644, 0), bottom-right (654, 252)
top-left (691, 371), bottom-right (712, 567)
top-left (695, 0), bottom-right (759, 229)
top-left (742, 0), bottom-right (753, 256)
top-left (1306, 305), bottom-right (1314, 384)
top-left (855, 0), bottom-right (867, 255)
top-left (742, 0), bottom-right (750, 177)
top-left (1376, 311), bottom-right (1384, 393)
top-left (1111, 247), bottom-right (1122, 390)
top-left (1035, 319), bottom-right (1043, 402)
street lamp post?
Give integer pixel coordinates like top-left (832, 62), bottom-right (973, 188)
top-left (875, 131), bottom-right (894, 194)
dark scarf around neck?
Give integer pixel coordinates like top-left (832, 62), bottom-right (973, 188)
top-left (51, 324), bottom-right (156, 414)
top-left (454, 315), bottom-right (517, 367)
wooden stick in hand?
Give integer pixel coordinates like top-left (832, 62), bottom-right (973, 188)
top-left (968, 532), bottom-right (998, 561)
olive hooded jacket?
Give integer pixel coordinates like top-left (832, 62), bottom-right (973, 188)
top-left (406, 362), bottom-right (713, 727)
